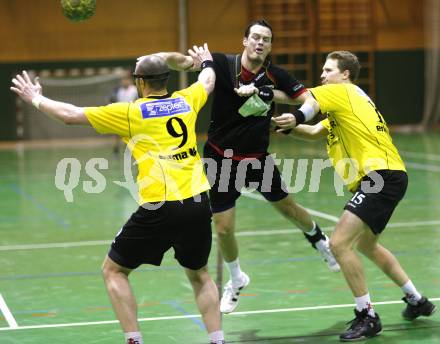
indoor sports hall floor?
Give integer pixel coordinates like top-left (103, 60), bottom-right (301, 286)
top-left (0, 133), bottom-right (439, 343)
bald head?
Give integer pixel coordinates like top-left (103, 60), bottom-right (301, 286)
top-left (135, 55), bottom-right (169, 77)
top-left (134, 55), bottom-right (170, 95)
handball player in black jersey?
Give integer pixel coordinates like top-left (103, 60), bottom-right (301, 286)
top-left (150, 19), bottom-right (340, 314)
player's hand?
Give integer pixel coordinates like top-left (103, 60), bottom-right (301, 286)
top-left (10, 71), bottom-right (42, 104)
top-left (271, 113), bottom-right (297, 131)
top-left (188, 43), bottom-right (212, 69)
top-left (234, 84), bottom-right (258, 97)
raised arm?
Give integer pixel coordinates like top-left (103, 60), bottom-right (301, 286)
top-left (271, 94), bottom-right (320, 129)
top-left (153, 52), bottom-right (196, 71)
top-left (273, 89), bottom-right (315, 105)
top-left (10, 71), bottom-right (90, 125)
top-left (188, 43), bottom-right (216, 95)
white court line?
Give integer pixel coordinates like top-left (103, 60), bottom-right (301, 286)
top-left (387, 220), bottom-right (440, 228)
top-left (0, 298), bottom-right (439, 332)
top-left (305, 208), bottom-right (339, 223)
top-left (405, 162), bottom-right (440, 172)
top-left (1, 220), bottom-right (440, 252)
top-left (292, 147), bottom-right (440, 169)
top-left (0, 240), bottom-right (111, 251)
top-left (0, 293), bottom-right (18, 328)
top-left (231, 297), bottom-right (440, 316)
top-left (241, 190), bottom-right (339, 222)
top-left (401, 150), bottom-right (440, 162)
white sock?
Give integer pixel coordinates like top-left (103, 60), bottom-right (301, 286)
top-left (305, 222), bottom-right (317, 236)
top-left (124, 332), bottom-right (143, 344)
top-left (225, 258), bottom-right (244, 287)
top-left (401, 280), bottom-right (422, 305)
top-left (208, 330), bottom-right (224, 343)
top-left (314, 239), bottom-right (328, 251)
top-left (355, 293), bottom-right (375, 317)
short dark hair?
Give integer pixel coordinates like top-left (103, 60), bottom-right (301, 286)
top-left (244, 19), bottom-right (274, 42)
top-left (144, 78), bottom-right (168, 92)
top-left (326, 51), bottom-right (361, 82)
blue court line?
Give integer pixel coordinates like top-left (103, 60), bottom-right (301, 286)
top-left (243, 249), bottom-right (438, 266)
top-left (9, 183), bottom-right (69, 229)
top-left (162, 300), bottom-right (205, 331)
top-left (6, 308), bottom-right (56, 315)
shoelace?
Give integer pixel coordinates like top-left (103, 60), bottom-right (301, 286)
top-left (345, 312), bottom-right (364, 328)
top-left (224, 282), bottom-right (240, 293)
top-left (402, 296), bottom-right (420, 306)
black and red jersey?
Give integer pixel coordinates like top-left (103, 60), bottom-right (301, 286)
top-left (207, 52), bottom-right (307, 155)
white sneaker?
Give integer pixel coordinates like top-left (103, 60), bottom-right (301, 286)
top-left (315, 235), bottom-right (340, 272)
top-left (220, 272), bottom-right (250, 314)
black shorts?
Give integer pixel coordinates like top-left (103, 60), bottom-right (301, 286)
top-left (108, 193), bottom-right (212, 270)
top-left (344, 170), bottom-right (408, 234)
top-left (203, 143), bottom-right (289, 213)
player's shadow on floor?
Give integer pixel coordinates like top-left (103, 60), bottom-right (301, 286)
top-left (226, 322), bottom-right (346, 344)
top-left (226, 318), bottom-right (440, 343)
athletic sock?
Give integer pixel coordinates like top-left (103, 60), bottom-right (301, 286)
top-left (209, 330), bottom-right (225, 343)
top-left (125, 332), bottom-right (143, 344)
top-left (355, 293), bottom-right (375, 317)
top-left (303, 222), bottom-right (326, 247)
top-left (401, 280), bottom-right (422, 305)
top-left (225, 258), bottom-right (244, 287)
top-left (305, 222), bottom-right (318, 236)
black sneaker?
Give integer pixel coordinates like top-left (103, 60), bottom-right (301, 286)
top-left (340, 309), bottom-right (382, 342)
top-left (209, 341), bottom-right (225, 344)
top-left (402, 296), bottom-right (437, 320)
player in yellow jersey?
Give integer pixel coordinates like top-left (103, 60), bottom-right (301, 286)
top-left (11, 44), bottom-right (227, 344)
top-left (272, 51), bottom-right (436, 342)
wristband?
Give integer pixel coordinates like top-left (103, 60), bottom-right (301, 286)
top-left (258, 86), bottom-right (274, 102)
top-left (292, 109), bottom-right (306, 126)
top-left (298, 102), bottom-right (316, 122)
top-left (32, 96), bottom-right (44, 110)
top-left (201, 60), bottom-right (214, 70)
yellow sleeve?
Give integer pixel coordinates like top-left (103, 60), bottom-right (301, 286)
top-left (174, 81), bottom-right (207, 114)
top-left (310, 85), bottom-right (348, 115)
top-left (320, 118), bottom-right (331, 131)
top-left (84, 102), bottom-right (131, 137)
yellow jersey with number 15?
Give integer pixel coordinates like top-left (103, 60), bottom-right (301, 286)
top-left (310, 83), bottom-right (405, 192)
top-left (84, 81), bottom-right (210, 203)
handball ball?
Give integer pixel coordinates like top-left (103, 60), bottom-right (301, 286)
top-left (61, 0), bottom-right (96, 22)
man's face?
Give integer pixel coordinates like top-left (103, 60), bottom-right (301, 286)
top-left (243, 24), bottom-right (272, 63)
top-left (320, 58), bottom-right (349, 85)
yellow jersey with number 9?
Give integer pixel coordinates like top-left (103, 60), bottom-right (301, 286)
top-left (311, 84), bottom-right (405, 192)
top-left (84, 81), bottom-right (210, 203)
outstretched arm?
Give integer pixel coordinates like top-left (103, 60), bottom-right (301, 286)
top-left (10, 71), bottom-right (90, 125)
top-left (272, 94), bottom-right (320, 129)
top-left (273, 89), bottom-right (297, 105)
top-left (273, 89), bottom-right (311, 105)
top-left (291, 122), bottom-right (328, 141)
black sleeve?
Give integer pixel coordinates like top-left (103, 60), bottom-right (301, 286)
top-left (271, 65), bottom-right (307, 99)
top-left (212, 52), bottom-right (235, 89)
